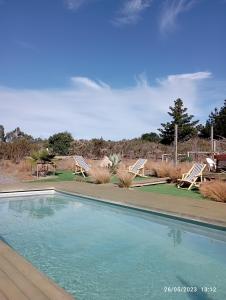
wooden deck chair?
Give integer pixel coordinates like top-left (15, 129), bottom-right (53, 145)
top-left (73, 155), bottom-right (90, 177)
top-left (177, 163), bottom-right (206, 190)
top-left (129, 159), bottom-right (147, 178)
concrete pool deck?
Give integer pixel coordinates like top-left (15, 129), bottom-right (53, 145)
top-left (1, 180), bottom-right (226, 227)
top-left (0, 241), bottom-right (74, 300)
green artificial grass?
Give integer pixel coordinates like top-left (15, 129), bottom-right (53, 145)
top-left (28, 171), bottom-right (203, 200)
top-left (29, 170), bottom-right (153, 184)
top-left (31, 170), bottom-right (76, 183)
top-left (135, 183), bottom-right (204, 200)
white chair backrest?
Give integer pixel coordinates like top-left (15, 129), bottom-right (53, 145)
top-left (186, 163), bottom-right (205, 182)
top-left (206, 157), bottom-right (216, 168)
top-left (131, 159), bottom-right (146, 172)
top-left (74, 155), bottom-right (90, 172)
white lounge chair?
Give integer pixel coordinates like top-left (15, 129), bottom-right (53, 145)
top-left (73, 155), bottom-right (90, 177)
top-left (129, 159), bottom-right (147, 178)
top-left (178, 163), bottom-right (206, 190)
top-left (206, 157), bottom-right (216, 172)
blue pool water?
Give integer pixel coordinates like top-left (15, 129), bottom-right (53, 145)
top-left (0, 192), bottom-right (226, 300)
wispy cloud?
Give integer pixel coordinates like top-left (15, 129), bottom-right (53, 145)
top-left (113, 0), bottom-right (153, 26)
top-left (0, 71), bottom-right (220, 140)
top-left (71, 76), bottom-right (110, 90)
top-left (160, 0), bottom-right (198, 34)
top-left (64, 0), bottom-right (92, 11)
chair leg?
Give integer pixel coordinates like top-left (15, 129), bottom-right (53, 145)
top-left (188, 182), bottom-right (194, 190)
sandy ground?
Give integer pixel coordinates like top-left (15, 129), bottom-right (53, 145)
top-left (0, 174), bottom-right (18, 184)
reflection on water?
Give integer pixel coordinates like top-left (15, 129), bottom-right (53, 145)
top-left (168, 227), bottom-right (183, 247)
top-left (8, 197), bottom-right (67, 219)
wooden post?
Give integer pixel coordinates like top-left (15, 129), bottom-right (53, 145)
top-left (174, 124), bottom-right (178, 166)
top-left (213, 140), bottom-right (216, 153)
top-left (211, 125), bottom-right (214, 156)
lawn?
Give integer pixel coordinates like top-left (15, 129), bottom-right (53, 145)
top-left (29, 171), bottom-right (203, 200)
top-left (29, 170), bottom-right (152, 183)
top-left (135, 184), bottom-right (204, 200)
top-left (31, 170), bottom-right (76, 182)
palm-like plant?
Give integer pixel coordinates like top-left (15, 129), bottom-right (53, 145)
top-left (109, 153), bottom-right (121, 174)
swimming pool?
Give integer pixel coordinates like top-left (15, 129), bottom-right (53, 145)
top-left (0, 191), bottom-right (226, 300)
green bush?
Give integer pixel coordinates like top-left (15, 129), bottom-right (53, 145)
top-left (31, 149), bottom-right (55, 163)
top-left (48, 132), bottom-right (73, 155)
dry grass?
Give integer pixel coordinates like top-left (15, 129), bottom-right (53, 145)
top-left (54, 157), bottom-right (74, 170)
top-left (145, 160), bottom-right (193, 182)
top-left (89, 167), bottom-right (111, 184)
top-left (168, 162), bottom-right (193, 182)
top-left (200, 180), bottom-right (226, 202)
top-left (0, 159), bottom-right (33, 180)
top-left (117, 170), bottom-right (133, 188)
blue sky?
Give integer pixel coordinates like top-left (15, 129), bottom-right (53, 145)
top-left (0, 0), bottom-right (226, 139)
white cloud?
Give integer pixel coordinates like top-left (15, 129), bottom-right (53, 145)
top-left (64, 0), bottom-right (91, 10)
top-left (167, 71), bottom-right (211, 82)
top-left (70, 77), bottom-right (109, 90)
top-left (0, 72), bottom-right (222, 140)
top-left (113, 0), bottom-right (152, 25)
top-left (160, 0), bottom-right (198, 34)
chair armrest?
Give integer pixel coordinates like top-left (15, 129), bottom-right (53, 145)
top-left (181, 173), bottom-right (188, 179)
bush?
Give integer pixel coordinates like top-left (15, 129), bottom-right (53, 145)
top-left (0, 159), bottom-right (33, 180)
top-left (117, 170), bottom-right (133, 188)
top-left (0, 139), bottom-right (38, 162)
top-left (31, 149), bottom-right (55, 163)
top-left (146, 161), bottom-right (192, 182)
top-left (109, 153), bottom-right (121, 174)
top-left (200, 180), bottom-right (226, 202)
top-left (48, 132), bottom-right (73, 155)
top-left (89, 167), bottom-right (111, 184)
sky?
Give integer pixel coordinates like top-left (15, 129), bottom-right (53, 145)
top-left (0, 0), bottom-right (226, 140)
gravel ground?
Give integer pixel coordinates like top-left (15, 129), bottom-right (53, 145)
top-left (0, 175), bottom-right (19, 184)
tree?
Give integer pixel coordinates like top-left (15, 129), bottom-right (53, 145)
top-left (0, 125), bottom-right (5, 142)
top-left (141, 132), bottom-right (160, 143)
top-left (48, 132), bottom-right (73, 155)
top-left (158, 98), bottom-right (199, 145)
top-left (200, 100), bottom-right (226, 139)
top-left (5, 127), bottom-right (33, 142)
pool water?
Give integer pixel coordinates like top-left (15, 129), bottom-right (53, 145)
top-left (0, 192), bottom-right (226, 300)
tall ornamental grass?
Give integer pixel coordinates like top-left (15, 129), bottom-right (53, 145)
top-left (200, 181), bottom-right (226, 202)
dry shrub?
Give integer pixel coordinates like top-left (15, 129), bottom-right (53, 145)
top-left (145, 161), bottom-right (193, 182)
top-left (89, 167), bottom-right (111, 184)
top-left (55, 157), bottom-right (74, 170)
top-left (117, 170), bottom-right (133, 188)
top-left (168, 162), bottom-right (193, 182)
top-left (0, 139), bottom-right (39, 162)
top-left (0, 159), bottom-right (33, 180)
top-left (200, 180), bottom-right (226, 202)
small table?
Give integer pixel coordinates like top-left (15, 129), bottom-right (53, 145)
top-left (36, 162), bottom-right (56, 179)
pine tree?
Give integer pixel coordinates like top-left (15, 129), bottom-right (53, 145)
top-left (200, 100), bottom-right (226, 139)
top-left (158, 98), bottom-right (199, 145)
top-left (0, 125), bottom-right (5, 142)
